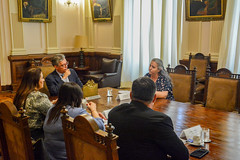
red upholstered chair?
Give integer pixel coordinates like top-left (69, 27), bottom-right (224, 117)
top-left (61, 107), bottom-right (119, 160)
top-left (167, 64), bottom-right (196, 103)
top-left (204, 68), bottom-right (240, 112)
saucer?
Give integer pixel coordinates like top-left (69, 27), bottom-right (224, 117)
top-left (189, 142), bottom-right (204, 147)
top-left (204, 139), bottom-right (211, 143)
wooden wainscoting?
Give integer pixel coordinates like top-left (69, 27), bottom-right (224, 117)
top-left (8, 52), bottom-right (122, 91)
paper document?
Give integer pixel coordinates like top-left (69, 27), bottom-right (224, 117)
top-left (102, 109), bottom-right (112, 119)
top-left (180, 125), bottom-right (202, 140)
top-left (116, 91), bottom-right (130, 101)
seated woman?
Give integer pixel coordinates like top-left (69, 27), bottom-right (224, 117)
top-left (13, 67), bottom-right (54, 140)
top-left (145, 58), bottom-right (174, 100)
top-left (43, 82), bottom-right (105, 160)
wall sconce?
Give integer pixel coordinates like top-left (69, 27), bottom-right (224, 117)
top-left (64, 0), bottom-right (77, 7)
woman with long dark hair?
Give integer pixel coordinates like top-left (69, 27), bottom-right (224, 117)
top-left (43, 82), bottom-right (104, 160)
top-left (145, 58), bottom-right (174, 100)
top-left (13, 67), bottom-right (53, 139)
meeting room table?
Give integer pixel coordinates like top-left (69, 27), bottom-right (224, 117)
top-left (91, 87), bottom-right (240, 160)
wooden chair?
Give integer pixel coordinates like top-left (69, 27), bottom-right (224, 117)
top-left (189, 53), bottom-right (211, 82)
top-left (61, 107), bottom-right (119, 160)
top-left (204, 68), bottom-right (240, 112)
top-left (0, 101), bottom-right (34, 160)
top-left (38, 56), bottom-right (55, 97)
top-left (167, 64), bottom-right (196, 103)
top-left (189, 53), bottom-right (211, 103)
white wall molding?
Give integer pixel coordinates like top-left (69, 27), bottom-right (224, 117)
top-left (46, 47), bottom-right (60, 54)
top-left (11, 48), bottom-right (26, 55)
top-left (111, 47), bottom-right (122, 54)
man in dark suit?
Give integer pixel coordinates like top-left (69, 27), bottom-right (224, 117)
top-left (108, 77), bottom-right (189, 160)
top-left (45, 54), bottom-right (83, 96)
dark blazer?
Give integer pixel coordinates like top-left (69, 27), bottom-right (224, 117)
top-left (45, 68), bottom-right (83, 97)
top-left (108, 100), bottom-right (189, 160)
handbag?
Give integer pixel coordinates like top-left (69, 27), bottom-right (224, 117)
top-left (83, 80), bottom-right (98, 98)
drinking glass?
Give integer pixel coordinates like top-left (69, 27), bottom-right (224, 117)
top-left (203, 128), bottom-right (210, 142)
top-left (107, 89), bottom-right (113, 97)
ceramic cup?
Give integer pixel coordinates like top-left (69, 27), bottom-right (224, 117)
top-left (193, 135), bottom-right (201, 145)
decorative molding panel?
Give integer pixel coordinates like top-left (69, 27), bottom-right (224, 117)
top-left (11, 48), bottom-right (26, 55)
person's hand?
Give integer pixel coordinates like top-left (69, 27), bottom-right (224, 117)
top-left (63, 69), bottom-right (71, 79)
top-left (51, 98), bottom-right (58, 104)
top-left (87, 102), bottom-right (97, 113)
top-left (98, 112), bottom-right (107, 120)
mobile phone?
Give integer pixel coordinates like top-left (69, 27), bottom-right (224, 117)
top-left (190, 148), bottom-right (209, 159)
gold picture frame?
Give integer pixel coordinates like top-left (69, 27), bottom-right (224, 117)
top-left (90, 0), bottom-right (112, 22)
top-left (18, 0), bottom-right (52, 23)
top-left (185, 0), bottom-right (226, 21)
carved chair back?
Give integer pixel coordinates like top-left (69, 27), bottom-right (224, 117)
top-left (0, 101), bottom-right (34, 160)
top-left (61, 107), bottom-right (119, 160)
top-left (204, 68), bottom-right (240, 112)
top-left (167, 64), bottom-right (196, 103)
top-left (38, 56), bottom-right (55, 97)
top-left (189, 53), bottom-right (210, 82)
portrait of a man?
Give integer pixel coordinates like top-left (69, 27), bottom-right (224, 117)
top-left (190, 0), bottom-right (221, 16)
top-left (18, 0), bottom-right (52, 22)
top-left (186, 0), bottom-right (225, 21)
top-left (91, 0), bottom-right (112, 21)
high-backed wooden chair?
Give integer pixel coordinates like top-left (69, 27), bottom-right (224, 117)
top-left (204, 68), bottom-right (240, 112)
top-left (61, 107), bottom-right (119, 160)
top-left (38, 56), bottom-right (55, 97)
top-left (189, 53), bottom-right (211, 103)
top-left (167, 64), bottom-right (196, 103)
top-left (189, 53), bottom-right (210, 82)
top-left (0, 101), bottom-right (34, 160)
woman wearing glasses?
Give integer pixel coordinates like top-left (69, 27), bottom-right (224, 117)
top-left (45, 54), bottom-right (83, 96)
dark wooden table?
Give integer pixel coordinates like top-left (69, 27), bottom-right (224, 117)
top-left (93, 87), bottom-right (240, 160)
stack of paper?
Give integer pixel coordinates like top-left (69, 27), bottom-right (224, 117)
top-left (116, 90), bottom-right (130, 101)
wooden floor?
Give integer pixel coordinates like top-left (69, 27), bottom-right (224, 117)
top-left (0, 91), bottom-right (15, 103)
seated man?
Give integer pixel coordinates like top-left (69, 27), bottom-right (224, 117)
top-left (108, 77), bottom-right (189, 160)
top-left (46, 54), bottom-right (83, 96)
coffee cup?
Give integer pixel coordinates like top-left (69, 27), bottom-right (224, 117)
top-left (193, 136), bottom-right (201, 145)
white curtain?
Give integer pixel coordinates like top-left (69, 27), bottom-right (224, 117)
top-left (218, 0), bottom-right (240, 73)
top-left (121, 0), bottom-right (184, 86)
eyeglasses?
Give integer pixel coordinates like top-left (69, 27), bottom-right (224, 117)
top-left (59, 61), bottom-right (69, 68)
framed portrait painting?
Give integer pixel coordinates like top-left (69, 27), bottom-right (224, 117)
top-left (18, 0), bottom-right (52, 23)
top-left (185, 0), bottom-right (226, 21)
top-left (90, 0), bottom-right (112, 22)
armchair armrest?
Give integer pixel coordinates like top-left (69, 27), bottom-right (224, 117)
top-left (103, 72), bottom-right (117, 77)
top-left (88, 70), bottom-right (102, 75)
top-left (197, 77), bottom-right (206, 82)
